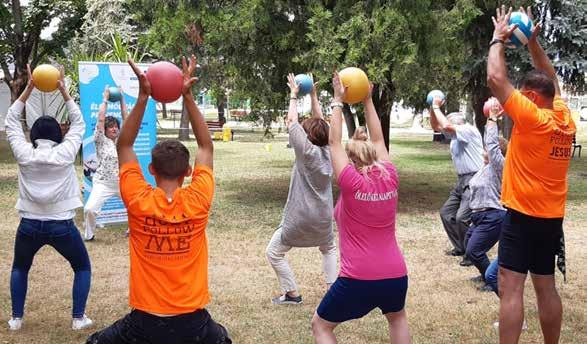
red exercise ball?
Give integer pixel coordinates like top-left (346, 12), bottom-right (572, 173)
top-left (146, 61), bottom-right (183, 103)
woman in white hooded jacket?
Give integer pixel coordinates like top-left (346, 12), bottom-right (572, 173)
top-left (5, 65), bottom-right (93, 331)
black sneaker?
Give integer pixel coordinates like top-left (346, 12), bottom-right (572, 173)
top-left (445, 248), bottom-right (464, 256)
top-left (271, 294), bottom-right (302, 305)
top-left (470, 275), bottom-right (485, 283)
top-left (459, 258), bottom-right (473, 267)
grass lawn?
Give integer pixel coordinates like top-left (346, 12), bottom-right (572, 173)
top-left (0, 125), bottom-right (586, 343)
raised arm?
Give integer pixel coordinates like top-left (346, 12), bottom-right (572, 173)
top-left (95, 86), bottom-right (108, 135)
top-left (485, 98), bottom-right (505, 178)
top-left (182, 55), bottom-right (213, 169)
top-left (329, 71), bottom-right (350, 179)
top-left (119, 86), bottom-right (128, 121)
top-left (309, 74), bottom-right (324, 119)
top-left (429, 97), bottom-right (456, 135)
top-left (363, 84), bottom-right (389, 161)
top-left (522, 6), bottom-right (561, 96)
top-left (487, 6), bottom-right (518, 104)
top-left (5, 64), bottom-right (35, 162)
top-left (118, 59), bottom-right (151, 166)
top-left (285, 73), bottom-right (300, 127)
top-left (55, 65), bottom-right (85, 164)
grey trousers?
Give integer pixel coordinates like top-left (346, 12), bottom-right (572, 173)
top-left (440, 173), bottom-right (475, 254)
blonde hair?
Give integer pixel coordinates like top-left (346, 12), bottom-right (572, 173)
top-left (345, 126), bottom-right (389, 179)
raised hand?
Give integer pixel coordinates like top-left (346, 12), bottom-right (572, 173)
top-left (309, 73), bottom-right (318, 97)
top-left (103, 85), bottom-right (110, 102)
top-left (287, 73), bottom-right (300, 98)
top-left (520, 6), bottom-right (541, 44)
top-left (332, 70), bottom-right (347, 103)
top-left (489, 97), bottom-right (503, 118)
top-left (363, 83), bottom-right (374, 104)
top-left (25, 64), bottom-right (34, 91)
top-left (181, 54), bottom-right (198, 96)
top-left (57, 65), bottom-right (66, 92)
top-left (433, 96), bottom-right (445, 107)
top-left (128, 58), bottom-right (151, 98)
top-left (492, 5), bottom-right (517, 41)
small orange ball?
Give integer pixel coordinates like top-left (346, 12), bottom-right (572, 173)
top-left (32, 64), bottom-right (60, 92)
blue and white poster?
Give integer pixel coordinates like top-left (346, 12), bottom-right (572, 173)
top-left (79, 62), bottom-right (157, 225)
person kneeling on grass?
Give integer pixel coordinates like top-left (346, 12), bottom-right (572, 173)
top-left (311, 71), bottom-right (410, 344)
top-left (86, 56), bottom-right (231, 344)
top-left (6, 65), bottom-right (93, 331)
top-left (84, 86), bottom-right (127, 241)
top-left (265, 73), bottom-right (336, 305)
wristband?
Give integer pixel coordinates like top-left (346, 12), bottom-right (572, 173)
top-left (290, 97), bottom-right (297, 100)
top-left (330, 102), bottom-right (344, 109)
top-left (487, 117), bottom-right (497, 122)
top-left (432, 105), bottom-right (440, 110)
top-left (489, 38), bottom-right (505, 48)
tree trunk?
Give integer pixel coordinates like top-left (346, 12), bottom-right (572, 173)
top-left (162, 103), bottom-right (167, 119)
top-left (342, 104), bottom-right (355, 138)
top-left (472, 86), bottom-right (491, 137)
top-left (178, 102), bottom-right (190, 141)
top-left (217, 93), bottom-right (226, 123)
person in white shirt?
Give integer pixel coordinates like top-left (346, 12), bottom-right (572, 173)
top-left (5, 64), bottom-right (93, 331)
top-left (84, 86), bottom-right (127, 241)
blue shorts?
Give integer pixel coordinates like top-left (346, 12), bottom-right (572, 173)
top-left (317, 276), bottom-right (408, 323)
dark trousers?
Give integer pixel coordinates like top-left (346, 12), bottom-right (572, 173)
top-left (465, 209), bottom-right (506, 277)
top-left (440, 173), bottom-right (475, 253)
top-left (87, 309), bottom-right (232, 344)
top-left (10, 218), bottom-right (91, 318)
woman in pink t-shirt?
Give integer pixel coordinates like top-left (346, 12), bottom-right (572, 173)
top-left (311, 72), bottom-right (410, 344)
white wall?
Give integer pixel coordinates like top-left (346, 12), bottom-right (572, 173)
top-left (0, 81), bottom-right (10, 131)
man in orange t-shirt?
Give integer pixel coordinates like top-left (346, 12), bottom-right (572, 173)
top-left (87, 56), bottom-right (231, 344)
top-left (487, 6), bottom-right (575, 344)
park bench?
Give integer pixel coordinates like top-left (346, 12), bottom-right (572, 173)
top-left (206, 120), bottom-right (233, 141)
top-left (229, 109), bottom-right (247, 121)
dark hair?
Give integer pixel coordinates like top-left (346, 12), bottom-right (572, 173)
top-left (105, 116), bottom-right (120, 129)
top-left (519, 70), bottom-right (555, 99)
top-left (30, 116), bottom-right (63, 148)
top-left (301, 117), bottom-right (329, 147)
top-left (151, 140), bottom-right (190, 179)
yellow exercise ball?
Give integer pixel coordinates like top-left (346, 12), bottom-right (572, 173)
top-left (339, 67), bottom-right (369, 104)
top-left (32, 64), bottom-right (60, 92)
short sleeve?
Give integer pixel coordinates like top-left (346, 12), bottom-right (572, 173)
top-left (289, 122), bottom-right (314, 158)
top-left (119, 161), bottom-right (151, 207)
top-left (502, 90), bottom-right (546, 130)
top-left (185, 165), bottom-right (215, 210)
top-left (337, 164), bottom-right (363, 192)
top-left (553, 96), bottom-right (570, 115)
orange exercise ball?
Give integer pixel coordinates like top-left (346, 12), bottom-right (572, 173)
top-left (339, 67), bottom-right (369, 104)
top-left (32, 64), bottom-right (60, 92)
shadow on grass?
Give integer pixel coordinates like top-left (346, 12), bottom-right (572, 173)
top-left (218, 175), bottom-right (290, 209)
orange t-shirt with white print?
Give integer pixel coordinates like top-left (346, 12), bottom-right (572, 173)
top-left (119, 161), bottom-right (214, 315)
top-left (501, 90), bottom-right (576, 218)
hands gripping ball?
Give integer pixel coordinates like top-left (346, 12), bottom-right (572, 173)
top-left (426, 90), bottom-right (445, 106)
top-left (338, 67), bottom-right (370, 104)
top-left (32, 64), bottom-right (60, 92)
top-left (108, 87), bottom-right (122, 102)
top-left (508, 12), bottom-right (533, 47)
top-left (294, 74), bottom-right (313, 97)
top-left (146, 61), bottom-right (183, 103)
top-left (483, 97), bottom-right (503, 117)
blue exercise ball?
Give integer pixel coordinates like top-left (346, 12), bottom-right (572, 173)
top-left (294, 74), bottom-right (313, 97)
top-left (508, 12), bottom-right (533, 47)
top-left (426, 90), bottom-right (445, 105)
top-left (108, 87), bottom-right (122, 102)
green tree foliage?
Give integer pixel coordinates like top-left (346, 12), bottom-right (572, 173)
top-left (0, 0), bottom-right (86, 101)
top-left (73, 0), bottom-right (135, 55)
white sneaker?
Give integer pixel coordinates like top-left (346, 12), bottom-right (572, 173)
top-left (493, 320), bottom-right (528, 331)
top-left (8, 317), bottom-right (22, 330)
top-left (72, 314), bottom-right (94, 330)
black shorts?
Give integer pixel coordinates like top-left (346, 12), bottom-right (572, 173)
top-left (498, 209), bottom-right (563, 275)
top-left (86, 309), bottom-right (231, 344)
top-left (317, 276), bottom-right (408, 323)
